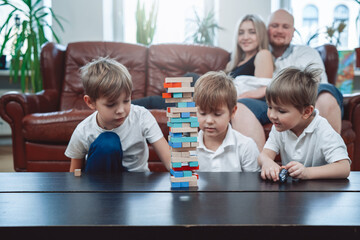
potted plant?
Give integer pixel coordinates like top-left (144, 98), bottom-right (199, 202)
top-left (136, 0), bottom-right (158, 46)
top-left (0, 0), bottom-right (64, 93)
top-left (187, 9), bottom-right (224, 46)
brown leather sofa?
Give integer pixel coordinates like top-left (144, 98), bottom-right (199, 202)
top-left (0, 42), bottom-right (359, 172)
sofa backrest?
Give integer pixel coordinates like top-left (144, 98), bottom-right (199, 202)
top-left (315, 44), bottom-right (339, 85)
top-left (59, 42), bottom-right (148, 110)
top-left (147, 44), bottom-right (231, 96)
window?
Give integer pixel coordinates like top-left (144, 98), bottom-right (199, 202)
top-left (122, 0), bottom-right (207, 44)
top-left (334, 4), bottom-right (349, 48)
top-left (302, 4), bottom-right (318, 46)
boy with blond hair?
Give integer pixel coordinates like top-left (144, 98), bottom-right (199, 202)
top-left (65, 57), bottom-right (170, 173)
top-left (194, 71), bottom-right (259, 172)
top-left (258, 66), bottom-right (350, 181)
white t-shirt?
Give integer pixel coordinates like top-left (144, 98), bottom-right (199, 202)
top-left (264, 109), bottom-right (350, 167)
top-left (273, 45), bottom-right (328, 83)
top-left (65, 105), bottom-right (163, 172)
top-left (197, 124), bottom-right (260, 172)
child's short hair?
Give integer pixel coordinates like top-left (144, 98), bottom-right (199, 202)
top-left (80, 57), bottom-right (132, 102)
top-left (266, 65), bottom-right (321, 112)
top-left (194, 71), bottom-right (237, 112)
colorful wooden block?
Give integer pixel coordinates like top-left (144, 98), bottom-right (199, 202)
top-left (180, 182), bottom-right (189, 187)
top-left (181, 112), bottom-right (190, 118)
top-left (162, 93), bottom-right (172, 98)
top-left (177, 102), bottom-right (188, 108)
top-left (187, 102), bottom-right (196, 107)
top-left (173, 93), bottom-right (183, 98)
top-left (189, 161), bottom-right (199, 167)
top-left (169, 136), bottom-right (197, 143)
top-left (190, 121), bottom-right (200, 127)
top-left (171, 182), bottom-right (181, 188)
top-left (172, 162), bottom-right (182, 168)
top-left (164, 82), bottom-right (182, 88)
top-left (170, 169), bottom-right (184, 177)
top-left (170, 117), bottom-right (198, 123)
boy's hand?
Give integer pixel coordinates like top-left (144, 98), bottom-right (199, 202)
top-left (285, 161), bottom-right (307, 179)
top-left (260, 160), bottom-right (281, 181)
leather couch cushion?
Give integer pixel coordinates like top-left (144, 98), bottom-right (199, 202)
top-left (147, 44), bottom-right (230, 96)
top-left (60, 42), bottom-right (148, 111)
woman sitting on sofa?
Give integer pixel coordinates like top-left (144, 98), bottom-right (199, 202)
top-left (132, 14), bottom-right (273, 109)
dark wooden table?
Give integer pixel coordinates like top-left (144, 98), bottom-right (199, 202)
top-left (1, 172), bottom-right (360, 239)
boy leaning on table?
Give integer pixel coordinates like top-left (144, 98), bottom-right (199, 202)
top-left (65, 57), bottom-right (171, 173)
top-left (258, 65), bottom-right (351, 181)
top-left (193, 71), bottom-right (260, 172)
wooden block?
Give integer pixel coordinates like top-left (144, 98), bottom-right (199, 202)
top-left (191, 142), bottom-right (199, 147)
top-left (169, 107), bottom-right (197, 113)
top-left (169, 136), bottom-right (197, 143)
top-left (171, 147), bottom-right (197, 152)
top-left (181, 152), bottom-right (190, 157)
top-left (170, 127), bottom-right (198, 133)
top-left (167, 112), bottom-right (181, 118)
top-left (183, 92), bottom-right (192, 98)
top-left (165, 97), bottom-right (193, 103)
top-left (164, 82), bottom-right (182, 88)
top-left (74, 169), bottom-right (81, 177)
top-left (162, 93), bottom-right (172, 98)
top-left (173, 93), bottom-right (183, 98)
top-left (170, 175), bottom-right (198, 183)
top-left (181, 112), bottom-right (190, 118)
top-left (182, 123), bottom-right (191, 127)
top-left (165, 77), bottom-right (193, 83)
top-left (182, 142), bottom-right (191, 148)
top-left (170, 116), bottom-right (198, 123)
top-left (168, 87), bottom-right (194, 93)
top-left (190, 132), bottom-right (198, 137)
top-left (171, 156), bottom-right (198, 163)
top-left (171, 152), bottom-right (182, 157)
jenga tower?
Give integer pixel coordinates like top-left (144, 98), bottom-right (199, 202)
top-left (162, 77), bottom-right (199, 188)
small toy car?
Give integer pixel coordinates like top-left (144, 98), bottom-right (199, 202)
top-left (279, 167), bottom-right (289, 183)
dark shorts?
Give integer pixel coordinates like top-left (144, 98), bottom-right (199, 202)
top-left (237, 83), bottom-right (344, 125)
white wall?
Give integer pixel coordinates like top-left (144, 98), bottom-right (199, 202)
top-left (51, 0), bottom-right (272, 51)
top-left (52, 0), bottom-right (105, 44)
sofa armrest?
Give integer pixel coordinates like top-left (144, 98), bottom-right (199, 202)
top-left (0, 90), bottom-right (59, 124)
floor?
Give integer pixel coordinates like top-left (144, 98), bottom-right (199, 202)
top-left (0, 137), bottom-right (14, 172)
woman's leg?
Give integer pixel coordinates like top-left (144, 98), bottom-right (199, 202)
top-left (85, 132), bottom-right (124, 173)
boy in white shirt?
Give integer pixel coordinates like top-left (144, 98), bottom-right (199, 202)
top-left (258, 66), bottom-right (351, 181)
top-left (193, 71), bottom-right (259, 172)
top-left (65, 57), bottom-right (170, 173)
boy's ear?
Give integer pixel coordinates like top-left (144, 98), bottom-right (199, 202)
top-left (84, 95), bottom-right (96, 110)
top-left (231, 104), bottom-right (238, 119)
top-left (302, 105), bottom-right (314, 119)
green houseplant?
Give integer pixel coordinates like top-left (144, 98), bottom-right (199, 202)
top-left (0, 0), bottom-right (64, 93)
top-left (136, 0), bottom-right (158, 46)
top-left (187, 9), bottom-right (224, 46)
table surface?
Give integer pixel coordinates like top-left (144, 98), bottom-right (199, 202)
top-left (1, 172), bottom-right (360, 238)
top-left (1, 171), bottom-right (359, 193)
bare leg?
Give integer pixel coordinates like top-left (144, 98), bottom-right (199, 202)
top-left (315, 92), bottom-right (341, 134)
top-left (231, 103), bottom-right (266, 151)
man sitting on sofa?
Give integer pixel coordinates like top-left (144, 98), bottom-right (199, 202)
top-left (231, 9), bottom-right (343, 151)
